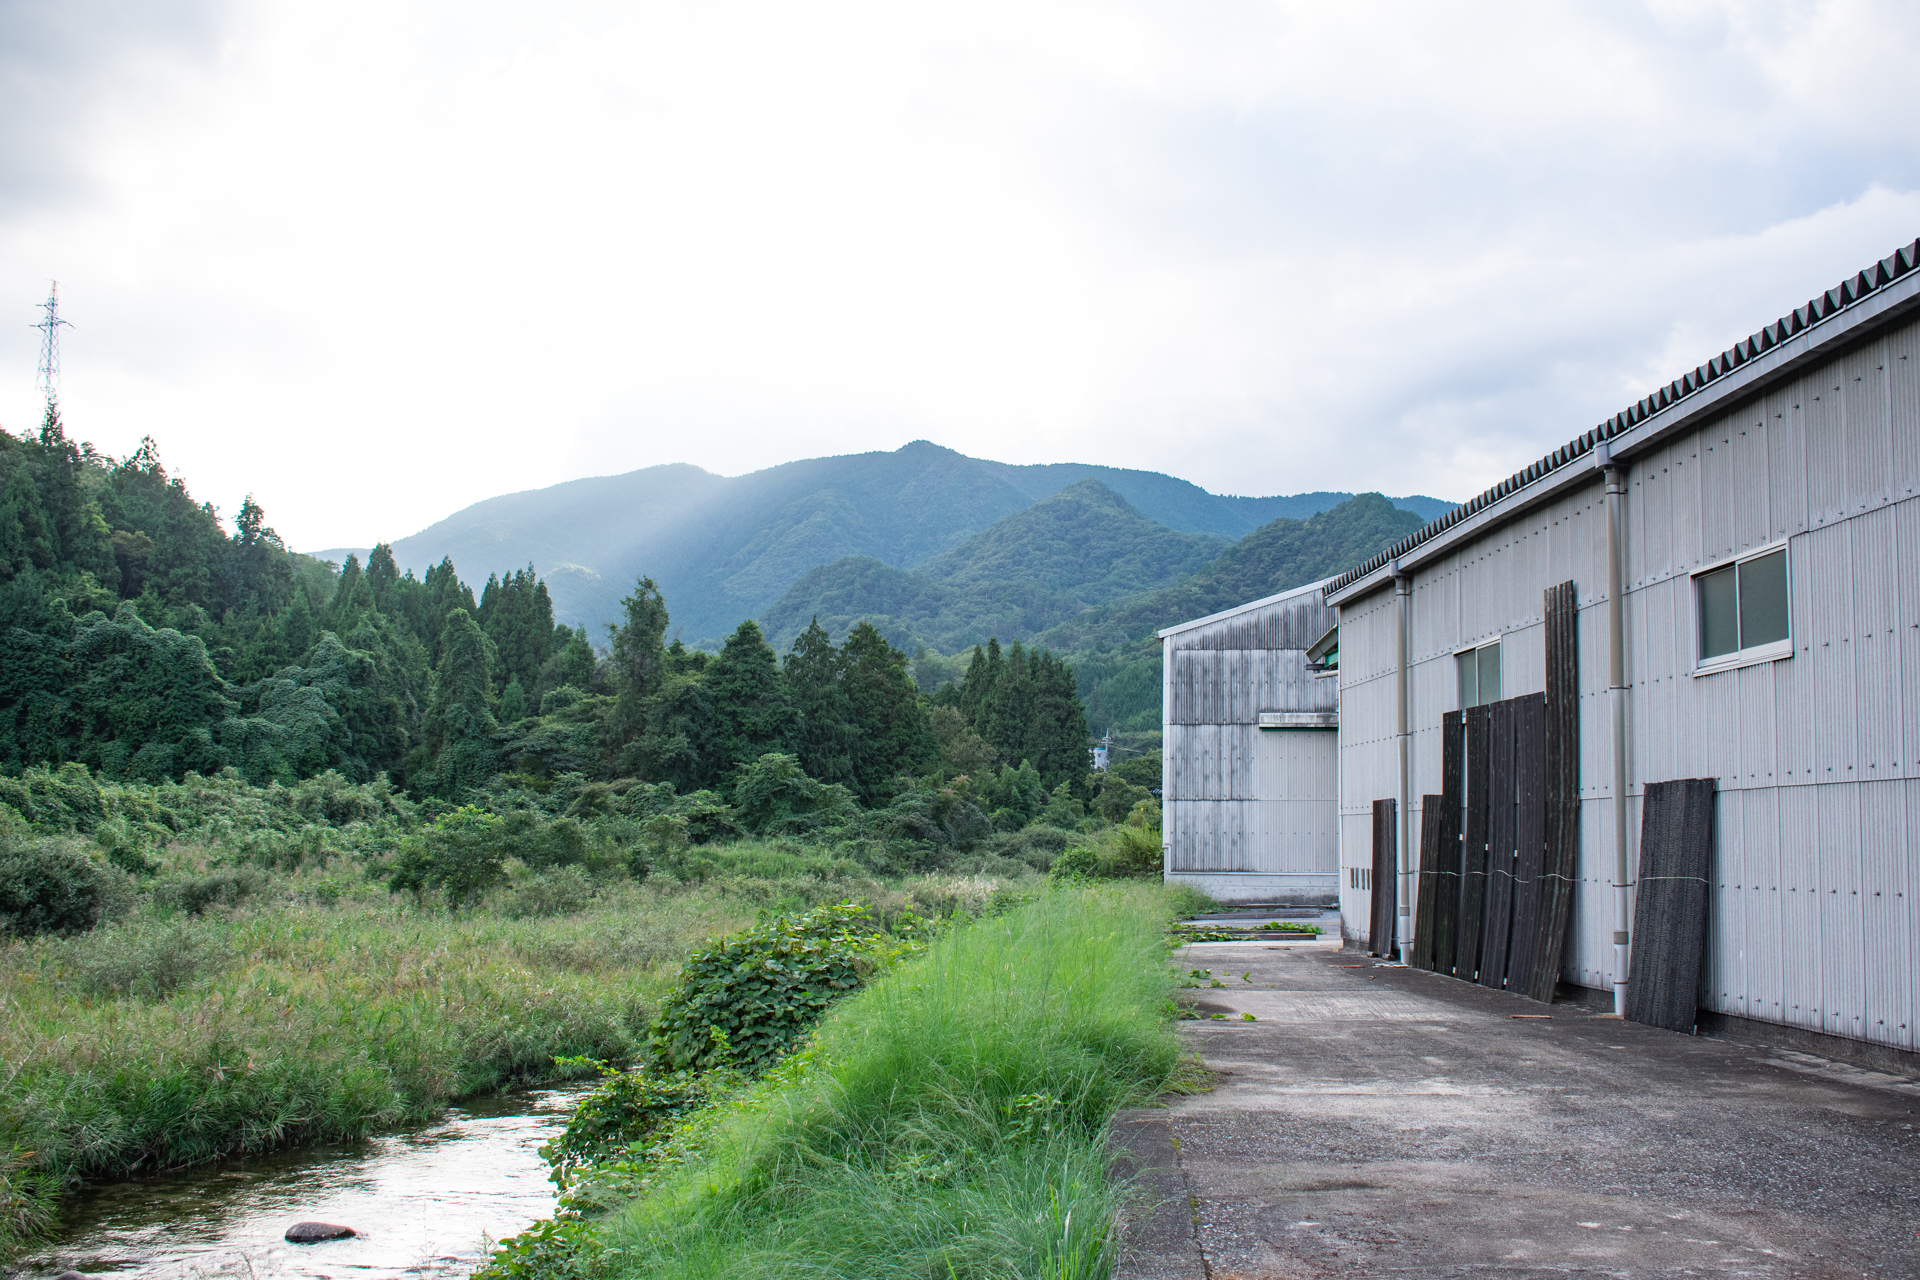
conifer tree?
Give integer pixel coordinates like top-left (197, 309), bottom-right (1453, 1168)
top-left (705, 618), bottom-right (797, 776)
top-left (422, 608), bottom-right (498, 796)
top-left (840, 621), bottom-right (933, 802)
top-left (785, 617), bottom-right (852, 787)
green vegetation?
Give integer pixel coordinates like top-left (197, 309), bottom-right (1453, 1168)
top-left (758, 479), bottom-right (1226, 653)
top-left (769, 491), bottom-right (1430, 734)
top-left (0, 697), bottom-right (1163, 1266)
top-left (375, 438), bottom-right (1450, 642)
top-left (482, 884), bottom-right (1186, 1280)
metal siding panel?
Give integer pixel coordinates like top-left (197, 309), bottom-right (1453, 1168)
top-left (1701, 416), bottom-right (1736, 563)
top-left (1767, 383), bottom-right (1809, 541)
top-left (1637, 577), bottom-right (1681, 789)
top-left (1808, 525), bottom-right (1858, 781)
top-left (1903, 500), bottom-right (1920, 780)
top-left (1893, 329), bottom-right (1920, 502)
top-left (1778, 784), bottom-right (1821, 1032)
top-left (1907, 781), bottom-right (1920, 1050)
top-left (1779, 534), bottom-right (1818, 785)
top-left (1733, 658), bottom-right (1779, 791)
top-left (1806, 372), bottom-right (1847, 528)
top-left (1743, 787), bottom-right (1784, 1024)
top-left (1704, 786), bottom-right (1741, 1017)
top-left (1731, 405), bottom-right (1773, 554)
top-left (1853, 506), bottom-right (1901, 780)
top-left (1843, 339), bottom-right (1892, 515)
top-left (1818, 782), bottom-right (1867, 1041)
top-left (1676, 438), bottom-right (1704, 573)
top-left (1860, 780), bottom-right (1909, 1048)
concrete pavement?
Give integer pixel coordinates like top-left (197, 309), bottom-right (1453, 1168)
top-left (1112, 938), bottom-right (1920, 1279)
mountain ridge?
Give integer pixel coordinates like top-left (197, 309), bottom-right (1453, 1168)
top-left (313, 441), bottom-right (1452, 642)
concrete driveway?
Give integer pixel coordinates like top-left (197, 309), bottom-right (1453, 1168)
top-left (1114, 939), bottom-right (1920, 1279)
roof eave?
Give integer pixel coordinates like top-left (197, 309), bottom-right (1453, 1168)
top-left (1157, 576), bottom-right (1335, 640)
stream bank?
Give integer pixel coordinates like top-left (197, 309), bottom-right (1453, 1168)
top-left (13, 1084), bottom-right (591, 1280)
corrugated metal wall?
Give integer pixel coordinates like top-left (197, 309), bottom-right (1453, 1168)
top-left (1163, 588), bottom-right (1339, 903)
top-left (1332, 313), bottom-right (1920, 1051)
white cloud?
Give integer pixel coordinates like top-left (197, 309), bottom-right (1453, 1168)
top-left (0, 0), bottom-right (1915, 549)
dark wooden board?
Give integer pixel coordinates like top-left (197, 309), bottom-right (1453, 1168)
top-left (1436, 710), bottom-right (1464, 976)
top-left (1528, 580), bottom-right (1583, 1002)
top-left (1411, 796), bottom-right (1447, 971)
top-left (1625, 778), bottom-right (1717, 1033)
top-left (1504, 693), bottom-right (1548, 993)
top-left (1479, 697), bottom-right (1517, 990)
top-left (1370, 798), bottom-right (1397, 957)
top-left (1457, 704), bottom-right (1492, 982)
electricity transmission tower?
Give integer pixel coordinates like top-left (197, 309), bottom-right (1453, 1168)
top-left (34, 281), bottom-right (71, 419)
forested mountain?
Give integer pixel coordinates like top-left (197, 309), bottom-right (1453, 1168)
top-left (351, 441), bottom-right (1449, 641)
top-left (758, 480), bottom-right (1226, 652)
top-left (0, 417), bottom-right (1099, 820)
top-left (758, 486), bottom-right (1426, 735)
top-left (1032, 493), bottom-right (1427, 653)
top-left (1055, 495), bottom-right (1428, 731)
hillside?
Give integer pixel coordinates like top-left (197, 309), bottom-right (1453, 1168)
top-left (1059, 495), bottom-right (1428, 731)
top-left (759, 480), bottom-right (1225, 651)
top-left (1031, 492), bottom-right (1427, 653)
top-left (346, 441), bottom-right (1450, 641)
top-left (759, 491), bottom-right (1427, 733)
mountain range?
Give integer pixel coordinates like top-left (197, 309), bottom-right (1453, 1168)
top-left (317, 441), bottom-right (1450, 644)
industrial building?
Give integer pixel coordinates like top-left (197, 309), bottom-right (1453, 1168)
top-left (1165, 237), bottom-right (1920, 1055)
top-left (1158, 580), bottom-right (1339, 906)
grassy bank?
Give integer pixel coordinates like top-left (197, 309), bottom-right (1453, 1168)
top-left (0, 885), bottom-right (752, 1249)
top-left (0, 836), bottom-right (1043, 1260)
top-left (553, 884), bottom-right (1184, 1279)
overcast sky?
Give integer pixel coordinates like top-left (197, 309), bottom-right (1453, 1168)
top-left (2, 1), bottom-right (1917, 552)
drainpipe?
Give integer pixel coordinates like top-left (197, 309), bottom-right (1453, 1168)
top-left (1161, 632), bottom-right (1173, 882)
top-left (1602, 446), bottom-right (1631, 1014)
top-left (1395, 565), bottom-right (1414, 965)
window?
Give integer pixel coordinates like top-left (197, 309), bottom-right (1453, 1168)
top-left (1694, 544), bottom-right (1790, 670)
top-left (1456, 639), bottom-right (1501, 708)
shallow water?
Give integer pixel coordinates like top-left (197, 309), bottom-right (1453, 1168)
top-left (17, 1084), bottom-right (591, 1280)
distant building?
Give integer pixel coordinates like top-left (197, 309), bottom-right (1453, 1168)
top-left (1164, 237), bottom-right (1920, 1057)
top-left (1157, 581), bottom-right (1339, 905)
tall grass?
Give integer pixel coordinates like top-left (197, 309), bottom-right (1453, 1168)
top-left (590, 883), bottom-right (1184, 1279)
top-left (0, 887), bottom-right (751, 1198)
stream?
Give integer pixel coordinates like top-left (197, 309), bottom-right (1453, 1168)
top-left (15, 1084), bottom-right (592, 1280)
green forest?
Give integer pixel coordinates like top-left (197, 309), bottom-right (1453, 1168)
top-left (767, 482), bottom-right (1428, 736)
top-left (0, 412), bottom-right (1130, 832)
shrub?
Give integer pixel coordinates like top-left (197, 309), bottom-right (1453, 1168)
top-left (0, 763), bottom-right (108, 833)
top-left (1050, 823), bottom-right (1162, 881)
top-left (729, 754), bottom-right (859, 837)
top-left (388, 805), bottom-right (508, 909)
top-left (982, 823), bottom-right (1076, 872)
top-left (647, 902), bottom-right (886, 1075)
top-left (67, 917), bottom-right (231, 999)
top-left (539, 1059), bottom-right (716, 1189)
top-left (151, 866), bottom-right (275, 915)
top-left (500, 866), bottom-right (596, 919)
top-left (0, 837), bottom-right (123, 937)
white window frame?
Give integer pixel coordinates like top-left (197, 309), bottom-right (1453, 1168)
top-left (1453, 635), bottom-right (1502, 708)
top-left (1691, 536), bottom-right (1793, 677)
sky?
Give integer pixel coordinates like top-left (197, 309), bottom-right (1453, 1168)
top-left (2, 1), bottom-right (1917, 553)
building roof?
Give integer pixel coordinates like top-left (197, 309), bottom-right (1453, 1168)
top-left (1323, 237), bottom-right (1920, 599)
top-left (1157, 576), bottom-right (1333, 639)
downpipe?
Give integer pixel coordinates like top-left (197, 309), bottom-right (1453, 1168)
top-left (1603, 448), bottom-right (1631, 1014)
top-left (1396, 567), bottom-right (1413, 965)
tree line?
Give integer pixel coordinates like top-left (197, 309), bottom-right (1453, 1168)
top-left (0, 414), bottom-right (1093, 809)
